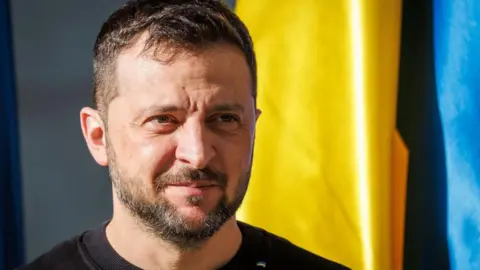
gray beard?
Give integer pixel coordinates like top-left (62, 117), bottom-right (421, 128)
top-left (108, 161), bottom-right (250, 251)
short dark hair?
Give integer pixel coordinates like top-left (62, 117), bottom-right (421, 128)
top-left (92, 0), bottom-right (257, 114)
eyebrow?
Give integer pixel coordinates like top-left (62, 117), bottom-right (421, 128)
top-left (208, 103), bottom-right (244, 113)
top-left (142, 103), bottom-right (244, 113)
top-left (142, 105), bottom-right (181, 114)
top-left (135, 102), bottom-right (245, 121)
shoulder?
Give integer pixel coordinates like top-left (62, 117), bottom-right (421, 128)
top-left (15, 234), bottom-right (91, 270)
top-left (239, 222), bottom-right (350, 270)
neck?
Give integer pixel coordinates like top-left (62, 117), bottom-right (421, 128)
top-left (106, 198), bottom-right (242, 270)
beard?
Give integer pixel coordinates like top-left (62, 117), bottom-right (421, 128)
top-left (106, 144), bottom-right (250, 250)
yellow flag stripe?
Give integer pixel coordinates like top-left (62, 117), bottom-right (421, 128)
top-left (350, 1), bottom-right (372, 268)
top-left (235, 1), bottom-right (403, 269)
top-left (392, 131), bottom-right (409, 270)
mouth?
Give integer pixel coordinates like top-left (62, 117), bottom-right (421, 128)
top-left (167, 181), bottom-right (219, 188)
top-left (164, 181), bottom-right (222, 198)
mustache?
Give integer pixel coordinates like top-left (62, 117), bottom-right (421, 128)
top-left (154, 167), bottom-right (227, 190)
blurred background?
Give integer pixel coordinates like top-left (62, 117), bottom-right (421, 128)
top-left (1, 0), bottom-right (236, 265)
top-left (8, 0), bottom-right (122, 263)
top-left (2, 0), bottom-right (480, 269)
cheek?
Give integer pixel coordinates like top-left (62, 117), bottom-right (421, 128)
top-left (218, 137), bottom-right (253, 184)
top-left (137, 137), bottom-right (178, 176)
top-left (114, 131), bottom-right (176, 179)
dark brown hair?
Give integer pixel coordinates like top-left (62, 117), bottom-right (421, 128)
top-left (93, 0), bottom-right (256, 114)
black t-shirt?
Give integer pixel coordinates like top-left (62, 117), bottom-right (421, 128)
top-left (17, 221), bottom-right (349, 270)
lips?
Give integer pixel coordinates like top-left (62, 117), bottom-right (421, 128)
top-left (167, 181), bottom-right (218, 188)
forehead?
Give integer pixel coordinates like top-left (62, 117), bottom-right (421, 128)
top-left (113, 38), bottom-right (253, 111)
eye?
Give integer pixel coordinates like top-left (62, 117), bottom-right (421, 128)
top-left (151, 115), bottom-right (176, 124)
top-left (217, 114), bottom-right (239, 122)
top-left (143, 115), bottom-right (178, 133)
top-left (207, 113), bottom-right (241, 132)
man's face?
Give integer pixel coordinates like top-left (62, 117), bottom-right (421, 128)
top-left (102, 40), bottom-right (258, 248)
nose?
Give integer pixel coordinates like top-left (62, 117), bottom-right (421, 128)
top-left (175, 120), bottom-right (215, 169)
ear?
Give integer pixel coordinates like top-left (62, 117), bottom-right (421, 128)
top-left (80, 107), bottom-right (108, 167)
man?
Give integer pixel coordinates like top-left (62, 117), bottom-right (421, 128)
top-left (19, 0), bottom-right (349, 269)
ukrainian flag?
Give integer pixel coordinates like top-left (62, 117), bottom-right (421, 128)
top-left (232, 1), bottom-right (406, 269)
top-left (230, 0), bottom-right (480, 269)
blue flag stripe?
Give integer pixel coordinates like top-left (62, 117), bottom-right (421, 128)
top-left (0, 0), bottom-right (25, 268)
top-left (434, 0), bottom-right (480, 269)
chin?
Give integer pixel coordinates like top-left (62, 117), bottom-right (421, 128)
top-left (175, 210), bottom-right (210, 231)
top-left (176, 202), bottom-right (211, 218)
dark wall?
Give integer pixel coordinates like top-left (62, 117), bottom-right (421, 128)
top-left (10, 0), bottom-right (237, 262)
top-left (10, 0), bottom-right (125, 261)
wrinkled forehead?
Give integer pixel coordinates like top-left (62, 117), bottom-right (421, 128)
top-left (112, 36), bottom-right (254, 113)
